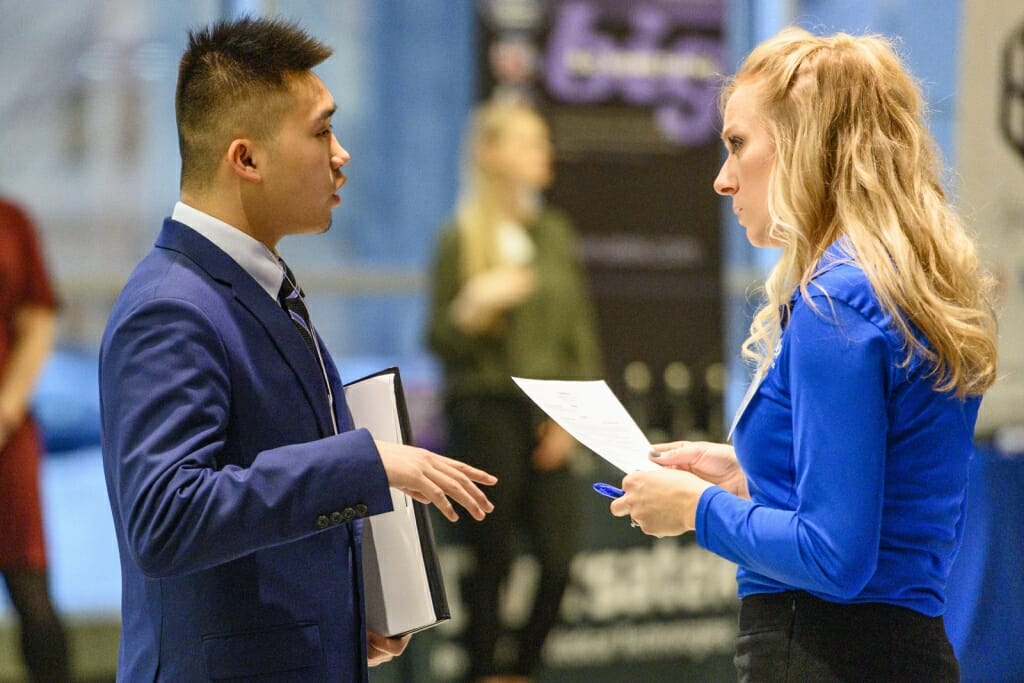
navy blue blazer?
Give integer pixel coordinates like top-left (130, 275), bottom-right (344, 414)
top-left (100, 219), bottom-right (394, 682)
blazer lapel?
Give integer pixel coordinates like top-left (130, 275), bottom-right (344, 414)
top-left (155, 219), bottom-right (336, 437)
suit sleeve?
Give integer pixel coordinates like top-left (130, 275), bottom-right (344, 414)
top-left (695, 298), bottom-right (890, 598)
top-left (100, 296), bottom-right (393, 579)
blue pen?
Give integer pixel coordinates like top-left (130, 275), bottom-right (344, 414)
top-left (592, 482), bottom-right (624, 499)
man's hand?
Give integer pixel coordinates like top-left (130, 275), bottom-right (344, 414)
top-left (367, 632), bottom-right (410, 667)
top-left (650, 441), bottom-right (749, 499)
top-left (376, 442), bottom-right (497, 522)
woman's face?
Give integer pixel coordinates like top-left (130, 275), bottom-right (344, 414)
top-left (488, 111), bottom-right (553, 191)
top-left (714, 83), bottom-right (780, 248)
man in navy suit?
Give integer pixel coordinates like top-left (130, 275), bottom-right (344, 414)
top-left (99, 17), bottom-right (496, 682)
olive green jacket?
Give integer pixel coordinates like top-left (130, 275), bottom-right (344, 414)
top-left (426, 208), bottom-right (603, 401)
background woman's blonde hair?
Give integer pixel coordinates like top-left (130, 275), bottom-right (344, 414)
top-left (456, 100), bottom-right (543, 279)
top-left (727, 27), bottom-right (997, 397)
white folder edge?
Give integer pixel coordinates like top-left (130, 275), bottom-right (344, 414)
top-left (344, 368), bottom-right (450, 637)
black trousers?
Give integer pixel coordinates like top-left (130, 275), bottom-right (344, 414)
top-left (446, 394), bottom-right (579, 680)
top-left (735, 591), bottom-right (960, 683)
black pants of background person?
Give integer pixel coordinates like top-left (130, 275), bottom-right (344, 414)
top-left (736, 591), bottom-right (960, 683)
top-left (1, 568), bottom-right (71, 683)
top-left (446, 394), bottom-right (579, 682)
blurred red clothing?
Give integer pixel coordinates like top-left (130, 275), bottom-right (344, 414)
top-left (0, 198), bottom-right (59, 570)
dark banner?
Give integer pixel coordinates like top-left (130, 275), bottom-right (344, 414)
top-left (389, 478), bottom-right (740, 682)
top-left (375, 3), bottom-right (735, 681)
top-left (478, 0), bottom-right (726, 441)
top-left (377, 470), bottom-right (739, 683)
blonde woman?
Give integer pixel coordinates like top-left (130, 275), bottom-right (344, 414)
top-left (608, 28), bottom-right (998, 681)
top-left (426, 101), bottom-right (601, 683)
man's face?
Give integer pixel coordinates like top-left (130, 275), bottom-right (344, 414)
top-left (256, 73), bottom-right (349, 243)
top-left (713, 82), bottom-right (779, 248)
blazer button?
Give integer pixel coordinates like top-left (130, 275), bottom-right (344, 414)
top-left (354, 503), bottom-right (368, 517)
top-left (316, 514), bottom-right (330, 529)
top-left (330, 511), bottom-right (344, 525)
top-left (341, 507), bottom-right (357, 522)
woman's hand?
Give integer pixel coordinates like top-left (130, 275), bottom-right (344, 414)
top-left (0, 305), bottom-right (56, 452)
top-left (0, 413), bottom-right (16, 450)
top-left (367, 632), bottom-right (411, 666)
top-left (650, 441), bottom-right (749, 500)
top-left (450, 266), bottom-right (535, 334)
top-left (609, 469), bottom-right (713, 537)
top-left (532, 420), bottom-right (576, 471)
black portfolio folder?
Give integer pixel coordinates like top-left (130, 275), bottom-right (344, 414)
top-left (344, 367), bottom-right (451, 637)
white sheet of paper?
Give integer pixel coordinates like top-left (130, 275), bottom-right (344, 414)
top-left (512, 377), bottom-right (660, 473)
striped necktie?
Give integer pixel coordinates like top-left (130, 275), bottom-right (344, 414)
top-left (277, 259), bottom-right (318, 359)
top-left (276, 258), bottom-right (339, 434)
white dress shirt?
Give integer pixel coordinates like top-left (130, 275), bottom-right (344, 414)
top-left (171, 201), bottom-right (284, 301)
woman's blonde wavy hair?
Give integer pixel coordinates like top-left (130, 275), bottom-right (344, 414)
top-left (728, 27), bottom-right (997, 398)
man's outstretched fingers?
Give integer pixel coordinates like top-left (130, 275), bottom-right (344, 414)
top-left (451, 459), bottom-right (498, 485)
top-left (416, 478), bottom-right (459, 522)
top-left (433, 460), bottom-right (494, 517)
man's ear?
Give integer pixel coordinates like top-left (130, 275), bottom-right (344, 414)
top-left (227, 139), bottom-right (262, 183)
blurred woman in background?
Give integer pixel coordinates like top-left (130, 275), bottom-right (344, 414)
top-left (0, 196), bottom-right (69, 683)
top-left (427, 101), bottom-right (602, 683)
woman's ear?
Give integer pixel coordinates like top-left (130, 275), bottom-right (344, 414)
top-left (226, 139), bottom-right (262, 183)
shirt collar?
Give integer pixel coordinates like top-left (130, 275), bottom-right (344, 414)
top-left (171, 201), bottom-right (284, 301)
top-left (815, 237), bottom-right (856, 275)
top-left (783, 237), bottom-right (858, 325)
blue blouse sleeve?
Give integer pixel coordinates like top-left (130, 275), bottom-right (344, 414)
top-left (696, 296), bottom-right (891, 598)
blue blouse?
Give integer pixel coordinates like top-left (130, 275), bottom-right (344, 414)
top-left (696, 241), bottom-right (980, 617)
